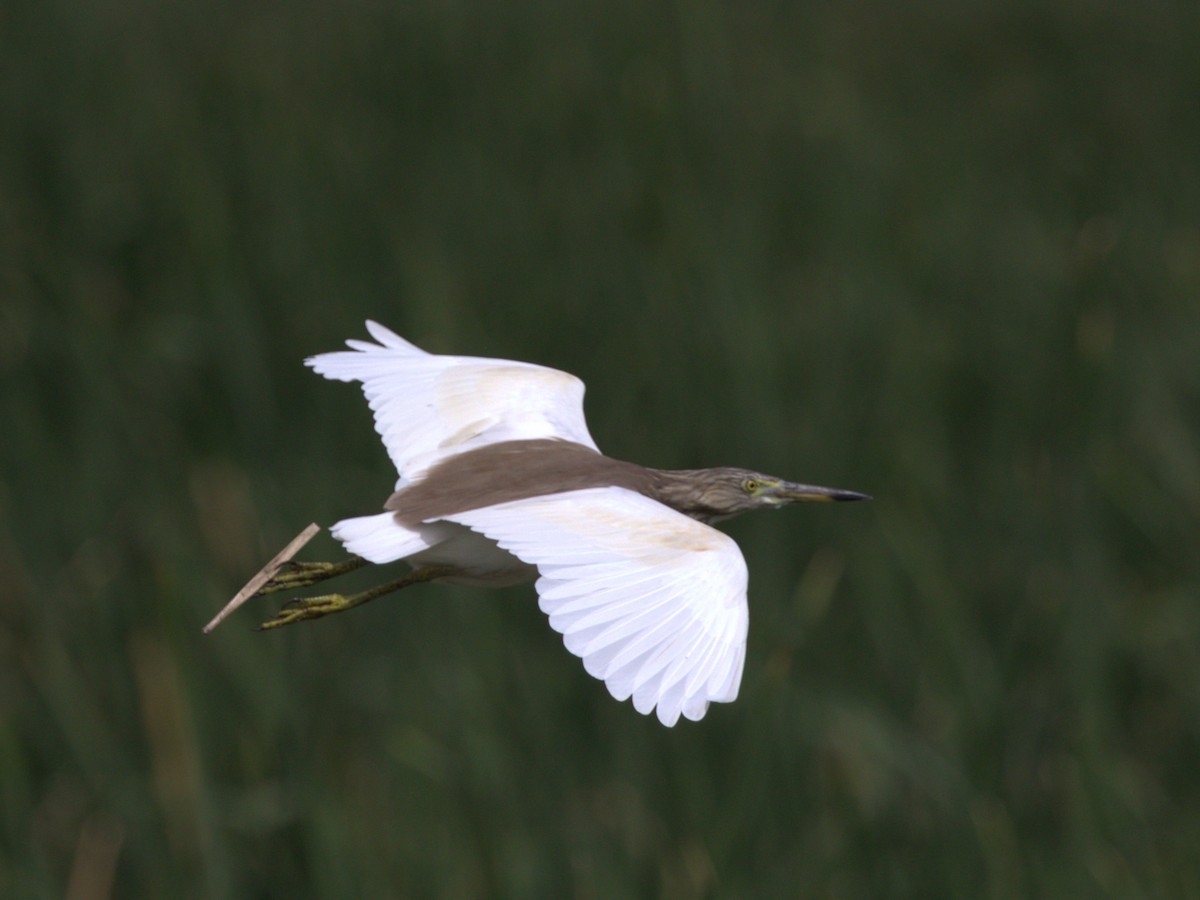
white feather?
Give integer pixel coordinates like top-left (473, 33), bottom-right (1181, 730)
top-left (306, 321), bottom-right (598, 482)
top-left (442, 487), bottom-right (750, 726)
top-left (329, 512), bottom-right (440, 564)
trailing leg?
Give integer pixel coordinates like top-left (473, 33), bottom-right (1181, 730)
top-left (258, 565), bottom-right (455, 630)
top-left (252, 556), bottom-right (369, 596)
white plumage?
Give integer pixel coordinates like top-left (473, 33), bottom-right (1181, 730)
top-left (444, 488), bottom-right (749, 726)
top-left (308, 320), bottom-right (598, 488)
top-left (308, 321), bottom-right (752, 727)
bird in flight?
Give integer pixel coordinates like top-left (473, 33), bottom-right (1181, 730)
top-left (214, 321), bottom-right (869, 726)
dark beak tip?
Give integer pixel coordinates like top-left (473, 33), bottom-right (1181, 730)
top-left (780, 486), bottom-right (873, 503)
top-left (835, 490), bottom-right (873, 502)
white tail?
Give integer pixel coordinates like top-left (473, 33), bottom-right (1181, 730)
top-left (330, 512), bottom-right (441, 564)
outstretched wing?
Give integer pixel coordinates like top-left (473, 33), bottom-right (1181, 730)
top-left (443, 487), bottom-right (750, 727)
top-left (308, 321), bottom-right (599, 484)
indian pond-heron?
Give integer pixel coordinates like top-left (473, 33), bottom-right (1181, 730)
top-left (220, 321), bottom-right (870, 726)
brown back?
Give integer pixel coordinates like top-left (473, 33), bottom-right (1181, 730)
top-left (386, 439), bottom-right (655, 527)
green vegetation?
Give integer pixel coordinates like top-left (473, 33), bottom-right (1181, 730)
top-left (3, 0), bottom-right (1198, 895)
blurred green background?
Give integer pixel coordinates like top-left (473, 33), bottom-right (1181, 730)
top-left (3, 0), bottom-right (1199, 896)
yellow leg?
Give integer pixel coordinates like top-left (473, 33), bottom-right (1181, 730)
top-left (252, 556), bottom-right (370, 596)
top-left (258, 565), bottom-right (455, 631)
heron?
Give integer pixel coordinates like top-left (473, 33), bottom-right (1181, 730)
top-left (221, 321), bottom-right (869, 726)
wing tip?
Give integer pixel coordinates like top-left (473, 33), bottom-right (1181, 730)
top-left (365, 320), bottom-right (425, 354)
top-left (304, 321), bottom-right (428, 377)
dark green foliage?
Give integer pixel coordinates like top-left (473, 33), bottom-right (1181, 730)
top-left (2, 0), bottom-right (1198, 895)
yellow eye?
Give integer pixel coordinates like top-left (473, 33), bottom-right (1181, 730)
top-left (743, 479), bottom-right (759, 493)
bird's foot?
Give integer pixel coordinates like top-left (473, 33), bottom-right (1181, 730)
top-left (256, 565), bottom-right (455, 631)
top-left (253, 557), bottom-right (368, 596)
top-left (258, 592), bottom-right (363, 630)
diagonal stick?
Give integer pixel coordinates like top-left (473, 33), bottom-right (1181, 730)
top-left (203, 523), bottom-right (321, 634)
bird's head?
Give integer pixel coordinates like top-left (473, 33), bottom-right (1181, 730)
top-left (654, 466), bottom-right (872, 524)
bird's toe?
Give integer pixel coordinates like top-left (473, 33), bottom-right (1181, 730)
top-left (258, 593), bottom-right (350, 630)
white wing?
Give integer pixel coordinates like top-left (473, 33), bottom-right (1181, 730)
top-left (307, 321), bottom-right (599, 484)
top-left (443, 487), bottom-right (750, 727)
